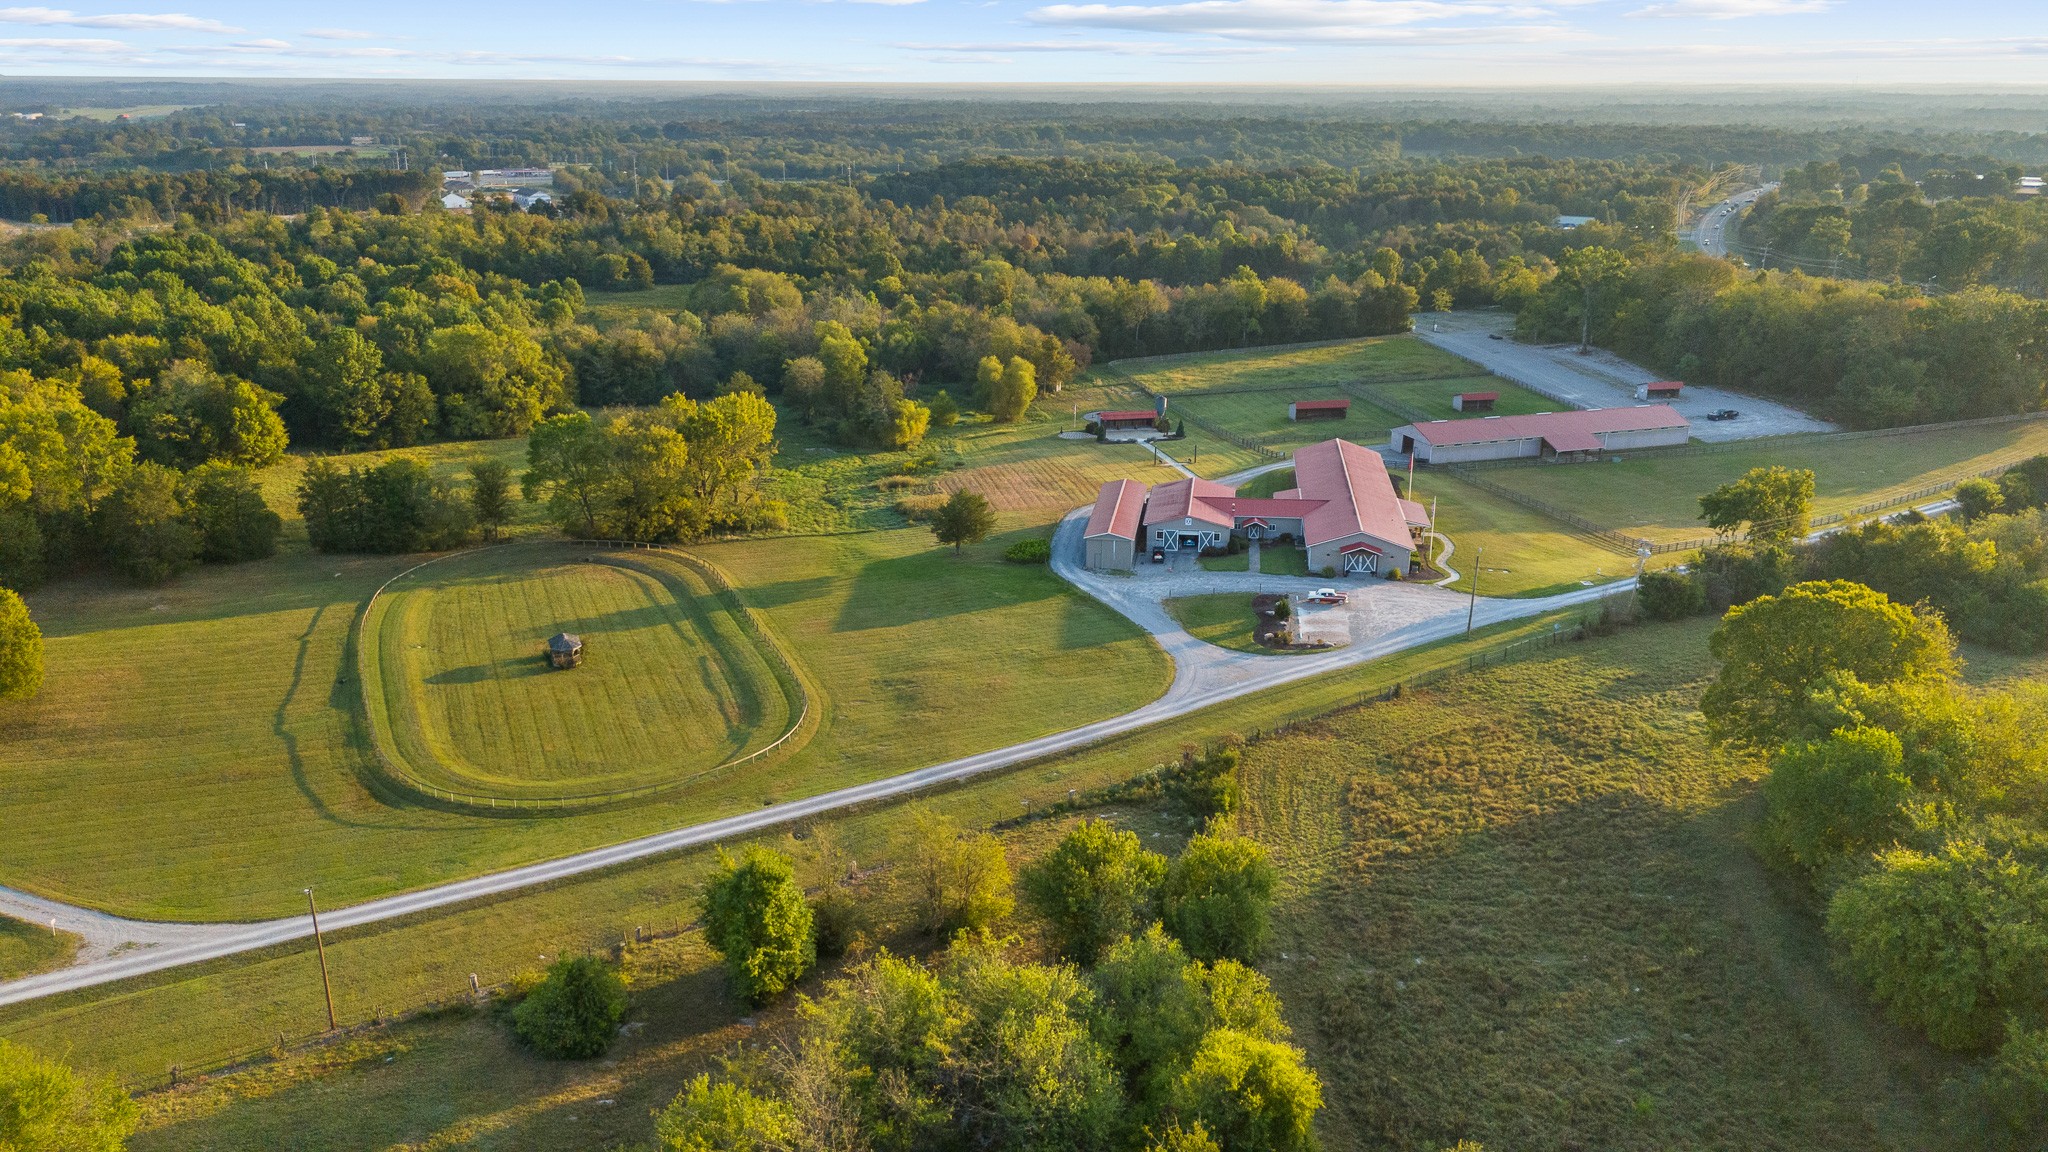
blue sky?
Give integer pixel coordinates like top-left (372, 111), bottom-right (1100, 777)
top-left (0, 0), bottom-right (2041, 84)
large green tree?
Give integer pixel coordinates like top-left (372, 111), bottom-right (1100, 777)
top-left (1699, 466), bottom-right (1816, 546)
top-left (1023, 819), bottom-right (1168, 964)
top-left (1161, 825), bottom-right (1278, 964)
top-left (1702, 580), bottom-right (1958, 749)
top-left (931, 489), bottom-right (997, 556)
top-left (0, 586), bottom-right (42, 700)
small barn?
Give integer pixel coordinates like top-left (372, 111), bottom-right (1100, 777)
top-left (1096, 409), bottom-right (1161, 432)
top-left (1452, 391), bottom-right (1498, 412)
top-left (1083, 479), bottom-right (1147, 571)
top-left (1636, 381), bottom-right (1683, 401)
top-left (547, 632), bottom-right (584, 670)
top-left (1288, 399), bottom-right (1350, 422)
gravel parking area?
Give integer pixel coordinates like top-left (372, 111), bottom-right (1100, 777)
top-left (1415, 310), bottom-right (1837, 442)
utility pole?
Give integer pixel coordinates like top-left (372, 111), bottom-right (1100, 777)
top-left (1464, 545), bottom-right (1484, 636)
top-left (304, 888), bottom-right (337, 1031)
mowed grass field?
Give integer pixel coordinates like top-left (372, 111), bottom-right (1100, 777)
top-left (1115, 335), bottom-right (1479, 395)
top-left (367, 548), bottom-right (797, 799)
top-left (0, 526), bottom-right (1168, 921)
top-left (1240, 619), bottom-right (1951, 1150)
top-left (32, 617), bottom-right (1965, 1151)
top-left (1418, 471), bottom-right (1637, 597)
top-left (1483, 418), bottom-right (2048, 543)
top-left (1369, 375), bottom-right (1564, 422)
top-left (1171, 387), bottom-right (1403, 456)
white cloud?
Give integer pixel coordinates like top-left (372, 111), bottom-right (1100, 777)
top-left (897, 37), bottom-right (1283, 54)
top-left (1629, 0), bottom-right (1833, 17)
top-left (0, 6), bottom-right (238, 31)
top-left (1030, 0), bottom-right (1510, 32)
top-left (0, 33), bottom-right (127, 49)
top-left (301, 27), bottom-right (380, 40)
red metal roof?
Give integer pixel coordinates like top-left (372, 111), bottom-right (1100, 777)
top-left (1339, 542), bottom-right (1382, 554)
top-left (1084, 479), bottom-right (1147, 539)
top-left (1144, 477), bottom-right (1237, 527)
top-left (1096, 410), bottom-right (1159, 422)
top-left (1643, 381), bottom-right (1683, 392)
top-left (1541, 429), bottom-right (1604, 453)
top-left (1404, 406), bottom-right (1687, 448)
top-left (1456, 391), bottom-right (1500, 402)
top-left (1398, 498), bottom-right (1430, 527)
top-left (1292, 399), bottom-right (1350, 411)
top-left (1290, 438), bottom-right (1415, 550)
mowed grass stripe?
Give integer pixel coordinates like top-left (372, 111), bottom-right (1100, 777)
top-left (370, 549), bottom-right (793, 798)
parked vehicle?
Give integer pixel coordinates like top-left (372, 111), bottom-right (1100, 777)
top-left (1306, 587), bottom-right (1349, 605)
top-left (1488, 333), bottom-right (1505, 340)
top-left (1706, 408), bottom-right (1741, 421)
top-left (1150, 547), bottom-right (1166, 563)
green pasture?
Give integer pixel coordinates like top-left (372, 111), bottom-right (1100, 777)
top-left (1164, 593), bottom-right (1321, 656)
top-left (1115, 335), bottom-right (1478, 395)
top-left (1198, 544), bottom-right (1312, 577)
top-left (1170, 387), bottom-right (1405, 458)
top-left (0, 525), bottom-right (1167, 921)
top-left (1236, 467), bottom-right (1296, 498)
top-left (13, 618), bottom-right (1958, 1152)
top-left (1367, 375), bottom-right (1563, 422)
top-left (0, 610), bottom-right (1585, 1094)
top-left (1419, 472), bottom-right (1635, 597)
top-left (1482, 419), bottom-right (2048, 544)
top-left (364, 547), bottom-right (799, 801)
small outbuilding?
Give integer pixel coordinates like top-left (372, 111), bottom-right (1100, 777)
top-left (1096, 409), bottom-right (1162, 432)
top-left (1452, 391), bottom-right (1498, 412)
top-left (1288, 398), bottom-right (1350, 422)
top-left (547, 632), bottom-right (584, 669)
top-left (1636, 381), bottom-right (1683, 401)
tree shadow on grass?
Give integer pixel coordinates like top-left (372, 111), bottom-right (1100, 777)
top-left (831, 540), bottom-right (1065, 633)
top-left (422, 657), bottom-right (552, 685)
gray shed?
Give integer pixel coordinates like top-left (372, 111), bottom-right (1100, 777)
top-left (547, 632), bottom-right (584, 669)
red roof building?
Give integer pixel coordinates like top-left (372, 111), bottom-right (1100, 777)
top-left (1288, 398), bottom-right (1350, 421)
top-left (1452, 391), bottom-right (1498, 412)
top-left (1390, 406), bottom-right (1689, 464)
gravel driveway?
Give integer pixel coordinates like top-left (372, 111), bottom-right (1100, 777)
top-left (1416, 310), bottom-right (1836, 442)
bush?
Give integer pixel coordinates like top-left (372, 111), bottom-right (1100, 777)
top-left (1989, 1024), bottom-right (2048, 1141)
top-left (1162, 823), bottom-right (1277, 963)
top-left (1636, 569), bottom-right (1705, 620)
top-left (701, 846), bottom-right (817, 1006)
top-left (895, 493), bottom-right (948, 522)
top-left (1164, 747), bottom-right (1241, 822)
top-left (929, 389), bottom-right (960, 428)
top-left (1172, 1029), bottom-right (1323, 1152)
top-left (0, 587), bottom-right (44, 701)
top-left (1005, 538), bottom-right (1052, 564)
top-left (0, 1038), bottom-right (138, 1150)
top-left (1271, 598), bottom-right (1290, 621)
top-left (809, 886), bottom-right (866, 962)
top-left (1022, 819), bottom-right (1168, 964)
top-left (1825, 841), bottom-right (2048, 1051)
top-left (511, 954), bottom-right (629, 1058)
top-left (877, 474), bottom-right (925, 492)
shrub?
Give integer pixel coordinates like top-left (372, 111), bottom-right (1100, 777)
top-left (877, 474), bottom-right (925, 492)
top-left (1164, 747), bottom-right (1241, 822)
top-left (929, 389), bottom-right (960, 428)
top-left (1022, 819), bottom-right (1168, 964)
top-left (1005, 538), bottom-right (1052, 564)
top-left (910, 808), bottom-right (1015, 937)
top-left (1162, 823), bottom-right (1277, 963)
top-left (1636, 569), bottom-right (1705, 620)
top-left (1988, 1024), bottom-right (2048, 1140)
top-left (511, 954), bottom-right (629, 1058)
top-left (1271, 598), bottom-right (1291, 621)
top-left (655, 1074), bottom-right (797, 1151)
top-left (1825, 841), bottom-right (2048, 1051)
top-left (701, 846), bottom-right (817, 1005)
top-left (809, 886), bottom-right (866, 962)
top-left (1172, 1029), bottom-right (1323, 1152)
top-left (895, 493), bottom-right (948, 523)
top-left (0, 587), bottom-right (43, 701)
top-left (0, 1038), bottom-right (138, 1150)
top-left (1762, 726), bottom-right (1913, 874)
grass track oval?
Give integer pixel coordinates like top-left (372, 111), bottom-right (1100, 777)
top-left (356, 542), bottom-right (815, 811)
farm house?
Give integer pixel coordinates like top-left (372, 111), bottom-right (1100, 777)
top-left (1390, 406), bottom-right (1690, 464)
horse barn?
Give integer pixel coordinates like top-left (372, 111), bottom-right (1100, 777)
top-left (1636, 380), bottom-right (1684, 401)
top-left (1390, 406), bottom-right (1690, 464)
top-left (1094, 409), bottom-right (1162, 432)
top-left (1081, 479), bottom-right (1146, 571)
top-left (1287, 398), bottom-right (1350, 421)
top-left (1080, 438), bottom-right (1430, 576)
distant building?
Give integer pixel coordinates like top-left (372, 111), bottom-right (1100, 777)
top-left (1636, 381), bottom-right (1683, 401)
top-left (475, 167), bottom-right (555, 188)
top-left (442, 170), bottom-right (472, 182)
top-left (1288, 398), bottom-right (1349, 422)
top-left (1094, 409), bottom-right (1161, 432)
top-left (349, 135), bottom-right (374, 146)
top-left (440, 192), bottom-right (471, 211)
top-left (1452, 391), bottom-right (1497, 412)
top-left (1391, 407), bottom-right (1690, 464)
top-left (1554, 215), bottom-right (1597, 230)
top-left (511, 188), bottom-right (553, 211)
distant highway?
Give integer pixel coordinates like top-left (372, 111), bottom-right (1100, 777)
top-left (1693, 183), bottom-right (1777, 258)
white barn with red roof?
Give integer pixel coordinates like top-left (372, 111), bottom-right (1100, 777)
top-left (1389, 406), bottom-right (1689, 464)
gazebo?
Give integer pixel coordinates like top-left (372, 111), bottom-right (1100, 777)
top-left (547, 632), bottom-right (584, 669)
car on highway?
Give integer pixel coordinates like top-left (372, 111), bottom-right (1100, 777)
top-left (1705, 409), bottom-right (1741, 421)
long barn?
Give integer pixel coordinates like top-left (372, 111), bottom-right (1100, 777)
top-left (1389, 406), bottom-right (1690, 464)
